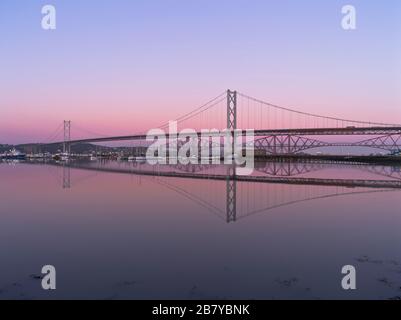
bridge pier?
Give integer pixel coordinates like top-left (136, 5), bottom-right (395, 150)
top-left (226, 165), bottom-right (237, 223)
top-left (63, 120), bottom-right (71, 155)
top-left (227, 90), bottom-right (237, 160)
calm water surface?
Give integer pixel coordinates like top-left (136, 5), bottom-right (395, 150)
top-left (1, 160), bottom-right (401, 300)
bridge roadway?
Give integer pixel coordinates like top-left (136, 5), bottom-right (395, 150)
top-left (42, 126), bottom-right (401, 146)
top-left (60, 162), bottom-right (401, 189)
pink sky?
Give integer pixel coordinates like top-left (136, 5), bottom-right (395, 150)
top-left (1, 1), bottom-right (400, 144)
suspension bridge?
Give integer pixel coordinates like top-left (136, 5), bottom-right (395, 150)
top-left (19, 90), bottom-right (401, 223)
top-left (32, 90), bottom-right (401, 156)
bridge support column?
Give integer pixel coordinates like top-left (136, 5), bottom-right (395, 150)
top-left (63, 164), bottom-right (71, 189)
top-left (226, 91), bottom-right (237, 222)
top-left (63, 120), bottom-right (71, 155)
top-left (227, 90), bottom-right (237, 159)
top-left (227, 90), bottom-right (237, 131)
top-left (226, 166), bottom-right (237, 223)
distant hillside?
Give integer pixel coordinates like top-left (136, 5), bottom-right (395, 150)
top-left (14, 143), bottom-right (144, 154)
top-left (0, 144), bottom-right (14, 153)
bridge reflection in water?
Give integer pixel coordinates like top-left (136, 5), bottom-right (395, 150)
top-left (50, 159), bottom-right (401, 223)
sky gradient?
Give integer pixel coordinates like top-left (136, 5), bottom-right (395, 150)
top-left (1, 0), bottom-right (401, 144)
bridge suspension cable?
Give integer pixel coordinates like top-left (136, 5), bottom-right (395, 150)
top-left (237, 91), bottom-right (401, 129)
top-left (36, 90), bottom-right (401, 148)
top-left (156, 91), bottom-right (227, 131)
top-left (73, 123), bottom-right (110, 139)
top-left (40, 122), bottom-right (64, 144)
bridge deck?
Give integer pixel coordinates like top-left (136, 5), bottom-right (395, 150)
top-left (40, 126), bottom-right (401, 146)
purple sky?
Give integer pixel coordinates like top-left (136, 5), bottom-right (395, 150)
top-left (0, 0), bottom-right (400, 144)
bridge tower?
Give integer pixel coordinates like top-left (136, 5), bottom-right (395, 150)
top-left (226, 90), bottom-right (237, 222)
top-left (226, 165), bottom-right (237, 223)
top-left (63, 120), bottom-right (71, 154)
top-left (227, 90), bottom-right (237, 131)
top-left (227, 89), bottom-right (238, 161)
